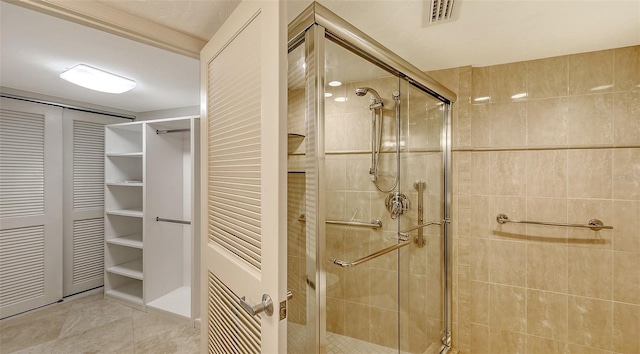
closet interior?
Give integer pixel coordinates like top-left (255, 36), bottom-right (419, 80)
top-left (104, 116), bottom-right (200, 322)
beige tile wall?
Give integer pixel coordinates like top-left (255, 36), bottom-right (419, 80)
top-left (446, 45), bottom-right (640, 354)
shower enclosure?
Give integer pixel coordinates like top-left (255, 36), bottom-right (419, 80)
top-left (287, 3), bottom-right (456, 353)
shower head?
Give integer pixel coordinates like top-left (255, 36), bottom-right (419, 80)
top-left (355, 88), bottom-right (369, 96)
top-left (355, 87), bottom-right (382, 103)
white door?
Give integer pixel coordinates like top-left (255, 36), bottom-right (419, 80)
top-left (0, 98), bottom-right (63, 318)
top-left (200, 0), bottom-right (287, 352)
top-left (62, 110), bottom-right (124, 296)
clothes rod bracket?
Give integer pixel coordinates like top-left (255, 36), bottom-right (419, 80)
top-left (156, 128), bottom-right (190, 135)
top-left (496, 213), bottom-right (612, 231)
top-left (156, 217), bottom-right (191, 225)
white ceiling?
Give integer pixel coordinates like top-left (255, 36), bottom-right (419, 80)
top-left (1, 0), bottom-right (638, 114)
top-left (0, 1), bottom-right (200, 113)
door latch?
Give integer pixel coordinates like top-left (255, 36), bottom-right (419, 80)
top-left (279, 289), bottom-right (294, 321)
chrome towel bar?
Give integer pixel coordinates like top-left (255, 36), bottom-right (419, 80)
top-left (333, 240), bottom-right (411, 268)
top-left (496, 213), bottom-right (612, 231)
top-left (399, 221), bottom-right (442, 239)
top-left (156, 217), bottom-right (191, 225)
top-left (298, 214), bottom-right (382, 230)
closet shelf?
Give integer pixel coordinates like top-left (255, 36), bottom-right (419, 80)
top-left (105, 282), bottom-right (143, 307)
top-left (106, 208), bottom-right (143, 218)
top-left (106, 233), bottom-right (143, 249)
top-left (288, 133), bottom-right (305, 154)
top-left (106, 152), bottom-right (143, 158)
top-left (107, 259), bottom-right (143, 280)
top-left (147, 286), bottom-right (191, 319)
top-left (106, 181), bottom-right (143, 187)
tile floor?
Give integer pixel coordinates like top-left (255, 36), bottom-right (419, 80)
top-left (288, 322), bottom-right (404, 354)
top-left (287, 322), bottom-right (440, 354)
top-left (0, 292), bottom-right (200, 354)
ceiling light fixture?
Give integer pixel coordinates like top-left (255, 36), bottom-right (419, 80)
top-left (325, 92), bottom-right (333, 98)
top-left (328, 81), bottom-right (342, 87)
top-left (334, 97), bottom-right (348, 102)
top-left (511, 92), bottom-right (528, 99)
top-left (60, 64), bottom-right (136, 94)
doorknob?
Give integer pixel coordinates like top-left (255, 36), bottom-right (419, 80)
top-left (240, 294), bottom-right (274, 317)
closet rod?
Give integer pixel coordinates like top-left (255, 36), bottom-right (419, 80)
top-left (156, 128), bottom-right (190, 134)
top-left (156, 217), bottom-right (191, 225)
top-left (0, 92), bottom-right (136, 120)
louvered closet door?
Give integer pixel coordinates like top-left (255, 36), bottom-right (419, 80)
top-left (0, 98), bottom-right (63, 319)
top-left (62, 110), bottom-right (123, 296)
top-left (200, 0), bottom-right (287, 352)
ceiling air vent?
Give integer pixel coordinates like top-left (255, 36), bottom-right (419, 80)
top-left (426, 0), bottom-right (460, 26)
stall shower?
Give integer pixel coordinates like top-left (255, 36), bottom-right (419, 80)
top-left (286, 3), bottom-right (456, 353)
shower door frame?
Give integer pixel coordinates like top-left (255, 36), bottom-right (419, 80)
top-left (288, 2), bottom-right (457, 353)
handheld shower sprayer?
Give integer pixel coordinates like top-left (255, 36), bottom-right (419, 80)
top-left (355, 87), bottom-right (383, 109)
top-left (355, 87), bottom-right (400, 193)
top-left (355, 87), bottom-right (383, 183)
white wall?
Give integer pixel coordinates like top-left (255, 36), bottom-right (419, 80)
top-left (135, 106), bottom-right (199, 121)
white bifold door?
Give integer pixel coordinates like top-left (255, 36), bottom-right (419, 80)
top-left (0, 99), bottom-right (63, 319)
top-left (200, 0), bottom-right (288, 352)
top-left (63, 110), bottom-right (123, 296)
top-left (0, 98), bottom-right (123, 318)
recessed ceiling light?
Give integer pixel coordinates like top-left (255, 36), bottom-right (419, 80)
top-left (60, 64), bottom-right (136, 94)
top-left (328, 81), bottom-right (342, 87)
top-left (511, 92), bottom-right (528, 99)
top-left (473, 96), bottom-right (490, 102)
top-left (325, 92), bottom-right (333, 98)
top-left (334, 97), bottom-right (348, 102)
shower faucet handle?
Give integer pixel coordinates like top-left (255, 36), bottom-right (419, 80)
top-left (385, 192), bottom-right (409, 219)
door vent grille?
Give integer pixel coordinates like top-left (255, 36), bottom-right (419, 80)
top-left (73, 120), bottom-right (105, 210)
top-left (0, 225), bottom-right (45, 308)
top-left (207, 15), bottom-right (262, 271)
top-left (207, 272), bottom-right (261, 354)
top-left (0, 109), bottom-right (45, 219)
top-left (72, 218), bottom-right (104, 285)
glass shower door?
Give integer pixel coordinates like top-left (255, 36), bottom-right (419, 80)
top-left (323, 39), bottom-right (404, 353)
top-left (286, 7), bottom-right (453, 352)
top-left (398, 81), bottom-right (447, 353)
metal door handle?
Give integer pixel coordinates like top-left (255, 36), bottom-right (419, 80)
top-left (240, 294), bottom-right (273, 317)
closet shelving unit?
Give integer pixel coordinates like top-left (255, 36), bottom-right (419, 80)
top-left (104, 117), bottom-right (200, 322)
top-left (104, 123), bottom-right (145, 308)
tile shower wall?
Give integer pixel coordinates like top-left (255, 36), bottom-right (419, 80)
top-left (444, 46), bottom-right (640, 354)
